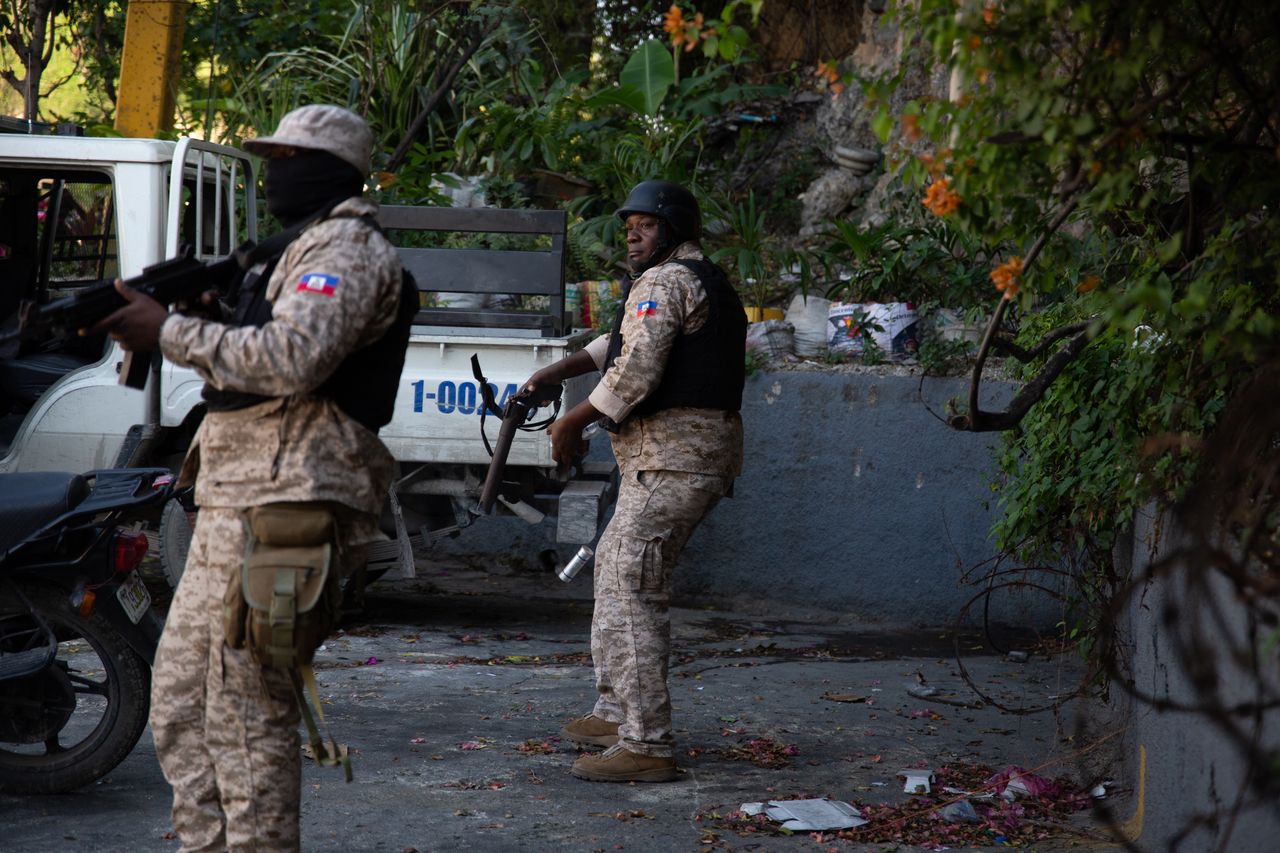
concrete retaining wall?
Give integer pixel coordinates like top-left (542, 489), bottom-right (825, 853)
top-left (1109, 506), bottom-right (1280, 850)
top-left (438, 368), bottom-right (1064, 629)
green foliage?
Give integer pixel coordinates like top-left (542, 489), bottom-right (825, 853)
top-left (706, 191), bottom-right (775, 307)
top-left (616, 39), bottom-right (676, 117)
top-left (818, 219), bottom-right (995, 310)
top-left (869, 0), bottom-right (1280, 649)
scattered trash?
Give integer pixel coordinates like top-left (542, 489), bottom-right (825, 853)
top-left (363, 656), bottom-right (379, 666)
top-left (1006, 650), bottom-right (1030, 663)
top-left (785, 293), bottom-right (831, 357)
top-left (410, 737), bottom-right (426, 744)
top-left (1090, 783), bottom-right (1108, 799)
top-left (705, 762), bottom-right (1092, 848)
top-left (988, 766), bottom-right (1056, 800)
top-left (739, 799), bottom-right (868, 831)
top-left (900, 768), bottom-right (935, 794)
top-left (906, 683), bottom-right (984, 708)
top-left (942, 785), bottom-right (996, 800)
top-left (870, 781), bottom-right (888, 787)
top-left (937, 799), bottom-right (981, 823)
top-left (827, 301), bottom-right (919, 360)
top-left (746, 319), bottom-right (795, 359)
top-left (822, 692), bottom-right (868, 703)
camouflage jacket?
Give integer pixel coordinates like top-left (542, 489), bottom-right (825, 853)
top-left (160, 197), bottom-right (402, 528)
top-left (584, 242), bottom-right (744, 484)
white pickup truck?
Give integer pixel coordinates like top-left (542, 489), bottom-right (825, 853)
top-left (0, 130), bottom-right (615, 582)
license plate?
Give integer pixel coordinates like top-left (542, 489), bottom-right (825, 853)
top-left (115, 572), bottom-right (151, 624)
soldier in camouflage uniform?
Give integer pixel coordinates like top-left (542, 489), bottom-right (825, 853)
top-left (523, 180), bottom-right (747, 783)
top-left (88, 105), bottom-right (408, 849)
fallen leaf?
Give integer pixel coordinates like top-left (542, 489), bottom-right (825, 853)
top-left (822, 692), bottom-right (868, 703)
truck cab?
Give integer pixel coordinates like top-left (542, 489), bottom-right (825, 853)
top-left (0, 134), bottom-right (255, 474)
top-left (0, 132), bottom-right (614, 581)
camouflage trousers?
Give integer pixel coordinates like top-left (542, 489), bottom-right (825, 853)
top-left (591, 469), bottom-right (727, 757)
top-left (150, 507), bottom-right (301, 853)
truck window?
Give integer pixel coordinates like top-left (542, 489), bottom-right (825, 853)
top-left (0, 168), bottom-right (117, 307)
top-left (177, 177), bottom-right (234, 257)
top-left (0, 168), bottom-right (115, 453)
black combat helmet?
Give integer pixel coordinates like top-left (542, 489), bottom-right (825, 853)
top-left (616, 180), bottom-right (701, 244)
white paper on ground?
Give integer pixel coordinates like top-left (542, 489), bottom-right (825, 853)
top-left (900, 769), bottom-right (935, 794)
top-left (738, 798), bottom-right (868, 831)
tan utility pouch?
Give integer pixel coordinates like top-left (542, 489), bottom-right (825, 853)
top-left (223, 503), bottom-right (338, 671)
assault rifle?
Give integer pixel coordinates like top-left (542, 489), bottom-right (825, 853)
top-left (1, 207), bottom-right (329, 390)
top-left (471, 354), bottom-right (562, 516)
top-left (1, 246), bottom-right (245, 389)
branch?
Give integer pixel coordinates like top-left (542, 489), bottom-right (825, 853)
top-left (948, 327), bottom-right (1093, 432)
top-left (989, 321), bottom-right (1091, 362)
top-left (958, 192), bottom-right (1082, 430)
top-left (386, 18), bottom-right (500, 172)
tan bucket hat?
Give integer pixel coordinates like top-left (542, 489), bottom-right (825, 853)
top-left (242, 104), bottom-right (374, 174)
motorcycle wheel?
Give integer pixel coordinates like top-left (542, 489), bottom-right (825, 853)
top-left (0, 581), bottom-right (151, 794)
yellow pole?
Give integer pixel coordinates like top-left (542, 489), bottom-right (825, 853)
top-left (114, 1), bottom-right (188, 137)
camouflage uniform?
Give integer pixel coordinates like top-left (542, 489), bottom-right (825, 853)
top-left (151, 197), bottom-right (402, 851)
top-left (582, 242), bottom-right (743, 758)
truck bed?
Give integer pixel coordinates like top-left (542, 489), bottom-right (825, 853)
top-left (380, 326), bottom-right (598, 468)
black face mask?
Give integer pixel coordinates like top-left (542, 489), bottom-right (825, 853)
top-left (264, 150), bottom-right (364, 225)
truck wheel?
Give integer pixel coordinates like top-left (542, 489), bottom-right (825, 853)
top-left (158, 499), bottom-right (194, 588)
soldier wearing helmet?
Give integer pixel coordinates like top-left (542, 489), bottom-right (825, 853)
top-left (522, 179), bottom-right (747, 782)
top-left (89, 104), bottom-right (415, 846)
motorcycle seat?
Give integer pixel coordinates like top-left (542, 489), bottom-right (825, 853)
top-left (0, 471), bottom-right (90, 555)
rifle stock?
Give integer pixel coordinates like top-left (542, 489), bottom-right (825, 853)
top-left (471, 354), bottom-right (562, 516)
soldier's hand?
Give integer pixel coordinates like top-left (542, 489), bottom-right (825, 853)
top-left (82, 280), bottom-right (169, 352)
top-left (548, 418), bottom-right (586, 464)
top-left (174, 288), bottom-right (226, 321)
top-left (521, 365), bottom-right (561, 399)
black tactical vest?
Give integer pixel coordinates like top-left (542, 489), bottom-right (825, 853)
top-left (601, 257), bottom-right (746, 428)
top-left (202, 214), bottom-right (418, 434)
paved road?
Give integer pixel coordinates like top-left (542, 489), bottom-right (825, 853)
top-left (3, 564), bottom-right (1123, 851)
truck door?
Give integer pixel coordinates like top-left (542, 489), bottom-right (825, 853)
top-left (0, 166), bottom-right (126, 469)
top-left (158, 139), bottom-right (257, 431)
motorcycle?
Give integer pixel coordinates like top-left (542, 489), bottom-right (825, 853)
top-left (0, 467), bottom-right (172, 794)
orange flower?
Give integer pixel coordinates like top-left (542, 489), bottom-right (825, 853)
top-left (968, 35), bottom-right (982, 50)
top-left (901, 113), bottom-right (922, 142)
top-left (990, 256), bottom-right (1023, 298)
top-left (815, 60), bottom-right (844, 96)
top-left (1076, 274), bottom-right (1100, 293)
top-left (663, 5), bottom-right (685, 36)
top-left (975, 67), bottom-right (989, 84)
top-left (922, 176), bottom-right (962, 216)
top-left (982, 4), bottom-right (997, 25)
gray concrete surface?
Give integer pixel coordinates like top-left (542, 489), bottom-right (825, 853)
top-left (437, 367), bottom-right (1062, 629)
top-left (1108, 506), bottom-right (1280, 852)
top-left (2, 563), bottom-right (1120, 852)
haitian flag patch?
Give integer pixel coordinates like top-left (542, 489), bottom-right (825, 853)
top-left (635, 299), bottom-right (658, 318)
top-left (296, 273), bottom-right (340, 297)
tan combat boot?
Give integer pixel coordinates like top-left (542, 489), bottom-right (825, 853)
top-left (570, 744), bottom-right (678, 783)
top-left (559, 714), bottom-right (620, 747)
